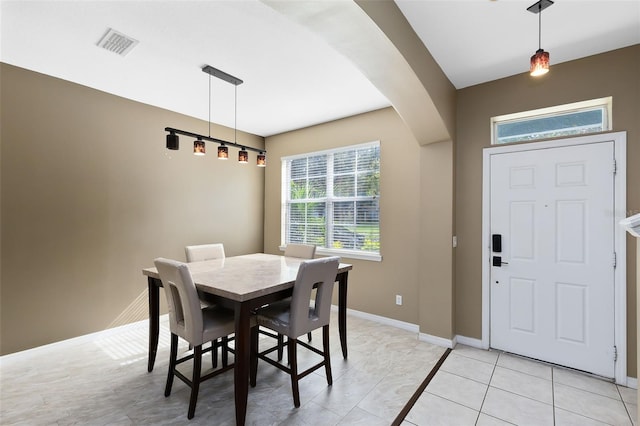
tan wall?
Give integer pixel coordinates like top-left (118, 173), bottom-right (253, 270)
top-left (419, 140), bottom-right (455, 338)
top-left (264, 108), bottom-right (419, 324)
top-left (0, 64), bottom-right (265, 355)
top-left (455, 45), bottom-right (640, 377)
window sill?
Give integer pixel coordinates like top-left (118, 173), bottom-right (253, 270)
top-left (279, 246), bottom-right (382, 262)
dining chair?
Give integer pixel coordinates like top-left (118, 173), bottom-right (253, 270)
top-left (184, 243), bottom-right (229, 366)
top-left (185, 243), bottom-right (226, 262)
top-left (273, 243), bottom-right (316, 357)
top-left (154, 257), bottom-right (236, 420)
top-left (283, 243), bottom-right (316, 259)
top-left (250, 256), bottom-right (340, 408)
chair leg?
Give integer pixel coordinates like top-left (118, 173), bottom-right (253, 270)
top-left (187, 345), bottom-right (202, 420)
top-left (250, 326), bottom-right (258, 387)
top-left (288, 337), bottom-right (300, 407)
top-left (222, 336), bottom-right (229, 367)
top-left (165, 333), bottom-right (178, 397)
top-left (307, 332), bottom-right (312, 342)
top-left (277, 333), bottom-right (285, 361)
top-left (212, 339), bottom-right (218, 368)
top-left (322, 325), bottom-right (332, 386)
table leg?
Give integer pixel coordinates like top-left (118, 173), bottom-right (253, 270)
top-left (234, 301), bottom-right (251, 426)
top-left (147, 277), bottom-right (160, 372)
top-left (338, 271), bottom-right (349, 359)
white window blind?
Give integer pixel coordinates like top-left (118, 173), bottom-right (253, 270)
top-left (281, 141), bottom-right (380, 260)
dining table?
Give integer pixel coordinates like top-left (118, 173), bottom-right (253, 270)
top-left (142, 253), bottom-right (352, 426)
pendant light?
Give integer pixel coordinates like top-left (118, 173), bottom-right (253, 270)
top-left (163, 65), bottom-right (266, 166)
top-left (193, 137), bottom-right (205, 155)
top-left (528, 0), bottom-right (553, 77)
top-left (218, 144), bottom-right (229, 159)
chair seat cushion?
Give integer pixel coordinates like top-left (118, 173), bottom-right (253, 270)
top-left (201, 306), bottom-right (235, 343)
top-left (256, 301), bottom-right (317, 338)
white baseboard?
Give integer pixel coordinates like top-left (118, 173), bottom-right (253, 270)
top-left (334, 305), bottom-right (419, 333)
top-left (626, 376), bottom-right (638, 389)
top-left (455, 335), bottom-right (484, 349)
top-left (419, 332), bottom-right (455, 348)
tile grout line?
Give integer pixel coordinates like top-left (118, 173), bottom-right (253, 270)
top-left (474, 350), bottom-right (500, 425)
top-left (390, 348), bottom-right (452, 426)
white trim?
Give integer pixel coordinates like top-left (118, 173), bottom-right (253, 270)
top-left (279, 245), bottom-right (382, 262)
top-left (455, 335), bottom-right (484, 349)
top-left (626, 377), bottom-right (638, 390)
top-left (333, 305), bottom-right (419, 333)
top-left (481, 132), bottom-right (627, 384)
top-left (419, 332), bottom-right (455, 348)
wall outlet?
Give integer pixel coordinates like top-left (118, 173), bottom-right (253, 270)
top-left (395, 295), bottom-right (402, 306)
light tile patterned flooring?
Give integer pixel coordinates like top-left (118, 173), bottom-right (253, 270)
top-left (0, 311), bottom-right (637, 425)
top-left (405, 345), bottom-right (638, 426)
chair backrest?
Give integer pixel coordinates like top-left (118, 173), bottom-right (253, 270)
top-left (289, 256), bottom-right (339, 337)
top-left (154, 258), bottom-right (205, 345)
top-left (185, 243), bottom-right (225, 262)
top-left (284, 243), bottom-right (316, 259)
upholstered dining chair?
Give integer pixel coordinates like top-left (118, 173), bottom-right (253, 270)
top-left (154, 258), bottom-right (236, 420)
top-left (273, 243), bottom-right (316, 357)
top-left (185, 243), bottom-right (226, 262)
top-left (250, 256), bottom-right (340, 408)
top-left (184, 242), bottom-right (229, 366)
top-left (283, 243), bottom-right (316, 259)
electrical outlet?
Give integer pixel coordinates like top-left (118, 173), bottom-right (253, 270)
top-left (395, 295), bottom-right (402, 306)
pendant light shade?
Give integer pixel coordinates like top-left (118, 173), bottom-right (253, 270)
top-left (530, 48), bottom-right (550, 76)
top-left (194, 139), bottom-right (206, 155)
top-left (218, 144), bottom-right (229, 159)
top-left (257, 152), bottom-right (266, 167)
top-left (166, 132), bottom-right (179, 150)
top-left (238, 148), bottom-right (249, 164)
top-left (527, 0), bottom-right (553, 77)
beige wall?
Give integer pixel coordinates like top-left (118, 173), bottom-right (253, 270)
top-left (0, 64), bottom-right (265, 355)
top-left (266, 108), bottom-right (411, 324)
top-left (455, 45), bottom-right (640, 377)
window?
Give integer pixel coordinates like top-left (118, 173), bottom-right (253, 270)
top-left (492, 97), bottom-right (612, 145)
top-left (281, 141), bottom-right (380, 261)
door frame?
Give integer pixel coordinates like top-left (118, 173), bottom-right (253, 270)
top-left (481, 132), bottom-right (627, 384)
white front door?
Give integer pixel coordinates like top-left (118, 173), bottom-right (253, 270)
top-left (489, 141), bottom-right (616, 378)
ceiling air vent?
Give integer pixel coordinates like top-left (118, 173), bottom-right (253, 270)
top-left (97, 28), bottom-right (138, 56)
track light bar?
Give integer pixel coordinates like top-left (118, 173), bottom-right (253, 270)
top-left (165, 127), bottom-right (265, 154)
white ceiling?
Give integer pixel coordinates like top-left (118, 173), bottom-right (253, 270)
top-left (2, 1), bottom-right (638, 137)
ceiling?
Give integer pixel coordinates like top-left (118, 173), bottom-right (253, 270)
top-left (1, 1), bottom-right (638, 137)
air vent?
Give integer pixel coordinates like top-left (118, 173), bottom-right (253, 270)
top-left (97, 28), bottom-right (138, 56)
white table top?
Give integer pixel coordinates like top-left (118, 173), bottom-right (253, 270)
top-left (143, 253), bottom-right (352, 302)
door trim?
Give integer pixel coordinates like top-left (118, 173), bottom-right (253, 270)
top-left (481, 132), bottom-right (627, 384)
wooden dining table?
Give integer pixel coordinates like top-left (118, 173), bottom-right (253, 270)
top-left (142, 253), bottom-right (352, 426)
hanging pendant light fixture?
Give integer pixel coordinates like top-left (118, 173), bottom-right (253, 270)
top-left (528, 0), bottom-right (553, 77)
top-left (194, 138), bottom-right (205, 155)
top-left (218, 144), bottom-right (229, 159)
top-left (164, 65), bottom-right (266, 166)
top-left (238, 148), bottom-right (249, 164)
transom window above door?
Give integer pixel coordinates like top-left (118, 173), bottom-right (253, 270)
top-left (281, 141), bottom-right (381, 261)
top-left (491, 97), bottom-right (612, 145)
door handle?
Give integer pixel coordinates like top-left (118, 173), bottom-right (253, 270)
top-left (492, 256), bottom-right (509, 267)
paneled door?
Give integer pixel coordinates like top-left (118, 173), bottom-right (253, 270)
top-left (489, 141), bottom-right (616, 378)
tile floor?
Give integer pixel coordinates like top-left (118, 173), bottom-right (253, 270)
top-left (0, 311), bottom-right (637, 425)
top-left (405, 345), bottom-right (638, 426)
